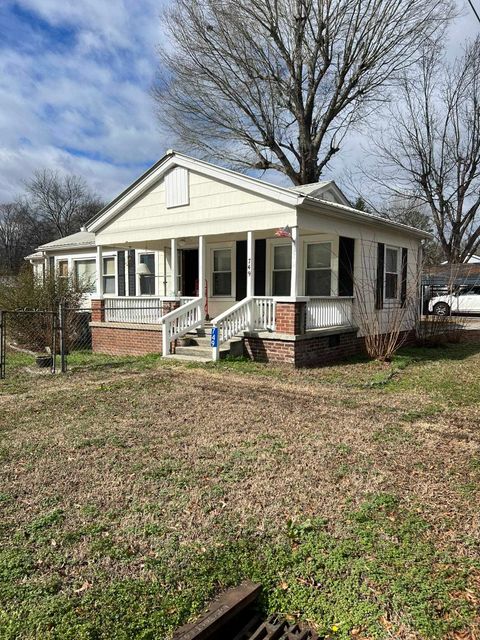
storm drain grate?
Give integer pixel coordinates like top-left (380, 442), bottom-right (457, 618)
top-left (173, 582), bottom-right (319, 640)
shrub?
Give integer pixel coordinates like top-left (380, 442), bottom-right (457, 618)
top-left (0, 266), bottom-right (90, 351)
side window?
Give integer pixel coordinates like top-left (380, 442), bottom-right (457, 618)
top-left (58, 260), bottom-right (68, 280)
top-left (385, 247), bottom-right (399, 299)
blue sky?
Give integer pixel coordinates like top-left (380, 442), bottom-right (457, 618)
top-left (0, 1), bottom-right (478, 203)
top-left (0, 0), bottom-right (168, 201)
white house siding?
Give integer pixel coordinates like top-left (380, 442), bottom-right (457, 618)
top-left (95, 169), bottom-right (297, 246)
top-left (298, 207), bottom-right (422, 337)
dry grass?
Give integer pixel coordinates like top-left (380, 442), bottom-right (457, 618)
top-left (1, 344), bottom-right (479, 639)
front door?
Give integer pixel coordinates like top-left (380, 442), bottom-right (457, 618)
top-left (181, 249), bottom-right (199, 296)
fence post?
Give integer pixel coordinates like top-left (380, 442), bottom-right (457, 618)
top-left (0, 310), bottom-right (5, 380)
top-left (59, 302), bottom-right (67, 373)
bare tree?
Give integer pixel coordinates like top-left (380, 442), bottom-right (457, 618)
top-left (25, 170), bottom-right (104, 238)
top-left (373, 38), bottom-right (480, 263)
top-left (0, 202), bottom-right (34, 274)
top-left (154, 0), bottom-right (453, 185)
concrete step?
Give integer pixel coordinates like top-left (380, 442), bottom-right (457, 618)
top-left (163, 353), bottom-right (211, 363)
top-left (175, 345), bottom-right (225, 357)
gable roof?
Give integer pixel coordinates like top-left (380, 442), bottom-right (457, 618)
top-left (86, 150), bottom-right (302, 233)
top-left (37, 230), bottom-right (95, 251)
top-left (289, 181), bottom-right (351, 206)
top-left (86, 150), bottom-right (429, 240)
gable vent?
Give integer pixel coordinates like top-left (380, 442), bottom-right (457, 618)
top-left (165, 166), bottom-right (189, 208)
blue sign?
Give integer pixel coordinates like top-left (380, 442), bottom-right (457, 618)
top-left (210, 327), bottom-right (218, 348)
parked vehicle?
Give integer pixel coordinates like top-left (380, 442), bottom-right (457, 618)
top-left (428, 286), bottom-right (480, 315)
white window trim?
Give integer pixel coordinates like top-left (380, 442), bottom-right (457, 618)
top-left (102, 255), bottom-right (117, 296)
top-left (73, 258), bottom-right (97, 295)
top-left (57, 258), bottom-right (69, 279)
top-left (268, 240), bottom-right (292, 297)
top-left (303, 240), bottom-right (333, 297)
top-left (384, 245), bottom-right (400, 301)
top-left (137, 250), bottom-right (158, 297)
top-left (209, 243), bottom-right (235, 299)
top-left (302, 234), bottom-right (339, 296)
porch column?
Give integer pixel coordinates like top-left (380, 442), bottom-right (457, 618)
top-left (246, 230), bottom-right (255, 298)
top-left (171, 238), bottom-right (178, 296)
top-left (96, 245), bottom-right (103, 298)
top-left (290, 225), bottom-right (299, 297)
top-left (198, 234), bottom-right (206, 298)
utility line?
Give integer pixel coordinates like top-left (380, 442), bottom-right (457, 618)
top-left (466, 0), bottom-right (480, 25)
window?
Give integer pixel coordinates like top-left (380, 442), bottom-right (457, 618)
top-left (385, 247), bottom-right (399, 299)
top-left (139, 253), bottom-right (155, 295)
top-left (57, 260), bottom-right (68, 280)
top-left (305, 242), bottom-right (331, 296)
top-left (103, 257), bottom-right (115, 294)
top-left (212, 248), bottom-right (231, 296)
top-left (272, 245), bottom-right (291, 296)
top-left (75, 260), bottom-right (96, 293)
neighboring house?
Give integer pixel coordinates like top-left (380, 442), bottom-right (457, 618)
top-left (441, 255), bottom-right (480, 265)
top-left (26, 150), bottom-right (429, 366)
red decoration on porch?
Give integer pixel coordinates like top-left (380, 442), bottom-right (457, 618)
top-left (275, 225), bottom-right (292, 239)
top-left (204, 279), bottom-right (209, 320)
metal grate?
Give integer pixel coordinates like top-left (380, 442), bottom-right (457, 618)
top-left (173, 582), bottom-right (319, 640)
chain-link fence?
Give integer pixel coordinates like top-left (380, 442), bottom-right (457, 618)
top-left (0, 304), bottom-right (92, 379)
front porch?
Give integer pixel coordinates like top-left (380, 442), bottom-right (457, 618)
top-left (89, 226), bottom-right (359, 365)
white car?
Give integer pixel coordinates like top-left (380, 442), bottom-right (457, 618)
top-left (428, 286), bottom-right (480, 315)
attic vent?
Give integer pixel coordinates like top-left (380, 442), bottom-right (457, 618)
top-left (165, 167), bottom-right (189, 208)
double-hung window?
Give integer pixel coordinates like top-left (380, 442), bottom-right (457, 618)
top-left (57, 260), bottom-right (68, 281)
top-left (212, 249), bottom-right (231, 296)
top-left (272, 245), bottom-right (291, 296)
top-left (103, 257), bottom-right (115, 294)
top-left (139, 253), bottom-right (155, 295)
top-left (75, 260), bottom-right (96, 293)
top-left (385, 246), bottom-right (399, 300)
top-left (305, 242), bottom-right (331, 296)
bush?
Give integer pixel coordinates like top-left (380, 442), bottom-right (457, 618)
top-left (0, 266), bottom-right (90, 352)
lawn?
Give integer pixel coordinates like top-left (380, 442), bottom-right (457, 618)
top-left (0, 344), bottom-right (479, 639)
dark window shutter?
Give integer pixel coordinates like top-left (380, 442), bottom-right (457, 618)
top-left (375, 243), bottom-right (385, 310)
top-left (400, 248), bottom-right (408, 307)
top-left (254, 239), bottom-right (266, 296)
top-left (338, 237), bottom-right (355, 297)
top-left (49, 256), bottom-right (55, 274)
top-left (117, 251), bottom-right (126, 296)
top-left (128, 249), bottom-right (136, 296)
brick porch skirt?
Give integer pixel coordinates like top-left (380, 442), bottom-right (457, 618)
top-left (243, 329), bottom-right (418, 367)
top-left (90, 322), bottom-right (426, 366)
top-left (90, 322), bottom-right (162, 356)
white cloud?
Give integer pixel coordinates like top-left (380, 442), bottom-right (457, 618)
top-left (0, 1), bottom-right (477, 206)
top-left (0, 0), bottom-right (168, 202)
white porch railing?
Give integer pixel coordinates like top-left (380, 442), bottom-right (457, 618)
top-left (211, 296), bottom-right (276, 361)
top-left (104, 296), bottom-right (195, 324)
top-left (305, 296), bottom-right (354, 330)
top-left (161, 297), bottom-right (203, 356)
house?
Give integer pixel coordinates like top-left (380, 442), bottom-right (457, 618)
top-left (26, 150), bottom-right (429, 366)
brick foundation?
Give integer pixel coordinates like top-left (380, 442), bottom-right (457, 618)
top-left (244, 329), bottom-right (418, 368)
top-left (90, 323), bottom-right (162, 356)
top-left (243, 330), bottom-right (361, 367)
